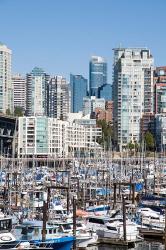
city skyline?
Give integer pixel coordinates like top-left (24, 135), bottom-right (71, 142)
top-left (0, 0), bottom-right (166, 82)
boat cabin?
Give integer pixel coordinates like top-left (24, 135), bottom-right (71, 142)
top-left (19, 222), bottom-right (60, 240)
top-left (48, 221), bottom-right (86, 234)
top-left (0, 218), bottom-right (12, 232)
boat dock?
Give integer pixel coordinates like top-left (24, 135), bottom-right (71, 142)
top-left (97, 237), bottom-right (143, 247)
top-left (139, 228), bottom-right (165, 240)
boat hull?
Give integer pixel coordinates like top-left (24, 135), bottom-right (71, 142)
top-left (31, 236), bottom-right (74, 250)
top-left (0, 237), bottom-right (74, 250)
top-left (0, 241), bottom-right (17, 249)
top-left (77, 235), bottom-right (98, 248)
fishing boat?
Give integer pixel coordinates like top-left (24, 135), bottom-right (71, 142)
top-left (14, 220), bottom-right (74, 250)
top-left (0, 212), bottom-right (74, 250)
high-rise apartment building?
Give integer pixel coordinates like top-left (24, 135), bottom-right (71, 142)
top-left (47, 76), bottom-right (70, 120)
top-left (12, 74), bottom-right (26, 112)
top-left (70, 74), bottom-right (87, 112)
top-left (154, 67), bottom-right (166, 114)
top-left (154, 67), bottom-right (166, 84)
top-left (155, 114), bottom-right (166, 151)
top-left (113, 48), bottom-right (154, 149)
top-left (26, 67), bottom-right (50, 116)
top-left (89, 56), bottom-right (107, 97)
top-left (0, 43), bottom-right (13, 114)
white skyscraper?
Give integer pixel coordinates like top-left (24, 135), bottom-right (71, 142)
top-left (113, 48), bottom-right (154, 150)
top-left (26, 67), bottom-right (50, 116)
top-left (12, 74), bottom-right (26, 112)
top-left (0, 43), bottom-right (13, 114)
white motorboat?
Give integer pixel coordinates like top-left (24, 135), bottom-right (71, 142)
top-left (86, 215), bottom-right (111, 232)
top-left (48, 220), bottom-right (98, 248)
top-left (96, 218), bottom-right (139, 241)
top-left (137, 207), bottom-right (165, 229)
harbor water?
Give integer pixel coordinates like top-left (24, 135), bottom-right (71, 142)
top-left (86, 241), bottom-right (164, 250)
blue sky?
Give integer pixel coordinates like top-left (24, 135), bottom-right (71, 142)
top-left (0, 0), bottom-right (166, 82)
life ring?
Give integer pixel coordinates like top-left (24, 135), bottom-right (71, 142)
top-left (0, 235), bottom-right (12, 241)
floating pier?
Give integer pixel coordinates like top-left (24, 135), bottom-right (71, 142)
top-left (97, 237), bottom-right (142, 247)
top-left (139, 228), bottom-right (165, 240)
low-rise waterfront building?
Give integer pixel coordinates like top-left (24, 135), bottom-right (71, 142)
top-left (18, 116), bottom-right (102, 158)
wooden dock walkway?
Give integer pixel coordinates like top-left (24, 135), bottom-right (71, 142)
top-left (98, 237), bottom-right (143, 247)
top-left (139, 228), bottom-right (164, 240)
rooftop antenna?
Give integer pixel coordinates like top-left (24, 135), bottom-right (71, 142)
top-left (119, 43), bottom-right (122, 49)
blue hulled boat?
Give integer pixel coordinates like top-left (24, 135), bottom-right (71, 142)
top-left (15, 220), bottom-right (74, 250)
top-left (0, 215), bottom-right (74, 250)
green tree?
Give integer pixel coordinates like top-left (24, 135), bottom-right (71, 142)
top-left (6, 109), bottom-right (11, 116)
top-left (144, 131), bottom-right (155, 151)
top-left (97, 120), bottom-right (112, 150)
top-left (14, 107), bottom-right (23, 117)
top-left (134, 142), bottom-right (140, 156)
top-left (127, 141), bottom-right (135, 151)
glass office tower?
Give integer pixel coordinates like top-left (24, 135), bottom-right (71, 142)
top-left (70, 74), bottom-right (87, 112)
top-left (89, 56), bottom-right (107, 97)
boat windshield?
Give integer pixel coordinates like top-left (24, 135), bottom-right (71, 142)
top-left (88, 218), bottom-right (105, 224)
top-left (77, 223), bottom-right (83, 228)
top-left (62, 224), bottom-right (72, 230)
top-left (56, 210), bottom-right (63, 214)
top-left (0, 219), bottom-right (12, 231)
top-left (107, 226), bottom-right (117, 231)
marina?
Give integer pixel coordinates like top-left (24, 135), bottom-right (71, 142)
top-left (0, 154), bottom-right (166, 249)
top-left (1, 0), bottom-right (166, 249)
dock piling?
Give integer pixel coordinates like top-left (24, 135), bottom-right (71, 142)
top-left (113, 183), bottom-right (116, 209)
top-left (73, 196), bottom-right (77, 250)
top-left (122, 195), bottom-right (127, 242)
top-left (165, 207), bottom-right (166, 250)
